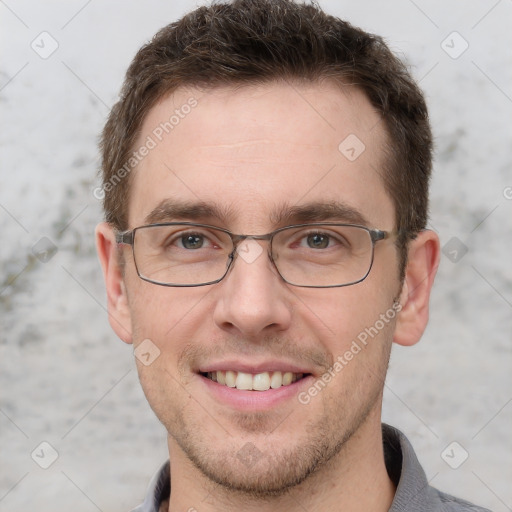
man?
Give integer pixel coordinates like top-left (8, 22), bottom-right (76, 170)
top-left (95, 1), bottom-right (491, 510)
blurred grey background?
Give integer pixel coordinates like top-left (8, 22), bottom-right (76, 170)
top-left (1, 1), bottom-right (511, 510)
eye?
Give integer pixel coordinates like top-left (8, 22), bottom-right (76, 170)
top-left (297, 231), bottom-right (342, 250)
top-left (179, 233), bottom-right (206, 250)
top-left (305, 233), bottom-right (330, 249)
top-left (163, 230), bottom-right (218, 251)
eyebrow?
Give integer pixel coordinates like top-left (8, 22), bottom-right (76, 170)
top-left (270, 201), bottom-right (369, 227)
top-left (143, 198), bottom-right (370, 228)
top-left (144, 199), bottom-right (236, 225)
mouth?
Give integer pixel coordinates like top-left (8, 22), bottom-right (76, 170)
top-left (200, 370), bottom-right (310, 391)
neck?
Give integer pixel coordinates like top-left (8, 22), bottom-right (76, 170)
top-left (166, 413), bottom-right (395, 512)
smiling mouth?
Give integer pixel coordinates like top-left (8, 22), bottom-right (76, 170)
top-left (201, 370), bottom-right (310, 391)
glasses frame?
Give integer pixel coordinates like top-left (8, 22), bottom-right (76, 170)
top-left (116, 222), bottom-right (392, 288)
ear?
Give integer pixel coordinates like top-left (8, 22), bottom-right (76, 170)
top-left (95, 222), bottom-right (133, 344)
top-left (393, 229), bottom-right (440, 347)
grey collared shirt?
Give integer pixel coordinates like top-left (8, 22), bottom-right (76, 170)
top-left (130, 424), bottom-right (492, 512)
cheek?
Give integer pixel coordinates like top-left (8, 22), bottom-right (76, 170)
top-left (316, 293), bottom-right (396, 400)
top-left (127, 282), bottom-right (215, 394)
top-left (127, 273), bottom-right (207, 337)
top-left (135, 360), bottom-right (190, 437)
top-left (295, 282), bottom-right (398, 404)
top-left (297, 280), bottom-right (397, 349)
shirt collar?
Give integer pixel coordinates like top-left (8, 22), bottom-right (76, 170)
top-left (383, 424), bottom-right (439, 512)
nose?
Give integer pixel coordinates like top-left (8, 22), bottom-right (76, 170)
top-left (212, 239), bottom-right (292, 337)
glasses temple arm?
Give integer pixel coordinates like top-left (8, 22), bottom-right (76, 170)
top-left (115, 230), bottom-right (134, 245)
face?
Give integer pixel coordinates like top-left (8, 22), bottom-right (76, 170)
top-left (103, 82), bottom-right (408, 495)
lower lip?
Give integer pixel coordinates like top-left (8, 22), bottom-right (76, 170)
top-left (199, 374), bottom-right (314, 411)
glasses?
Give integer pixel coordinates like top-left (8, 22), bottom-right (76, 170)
top-left (116, 222), bottom-right (393, 288)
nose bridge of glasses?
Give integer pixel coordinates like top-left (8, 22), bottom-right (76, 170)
top-left (231, 232), bottom-right (273, 242)
top-left (228, 233), bottom-right (275, 268)
top-left (230, 232), bottom-right (273, 252)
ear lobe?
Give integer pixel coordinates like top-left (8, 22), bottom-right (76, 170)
top-left (95, 222), bottom-right (133, 344)
top-left (393, 230), bottom-right (440, 347)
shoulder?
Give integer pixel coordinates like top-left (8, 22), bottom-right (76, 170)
top-left (382, 424), bottom-right (493, 512)
top-left (434, 489), bottom-right (493, 512)
top-left (128, 461), bottom-right (170, 512)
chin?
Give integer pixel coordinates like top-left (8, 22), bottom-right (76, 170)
top-left (170, 415), bottom-right (351, 499)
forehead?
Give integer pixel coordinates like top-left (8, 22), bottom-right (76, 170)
top-left (129, 81), bottom-right (394, 231)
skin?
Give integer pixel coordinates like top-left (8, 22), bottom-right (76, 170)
top-left (96, 81), bottom-right (440, 512)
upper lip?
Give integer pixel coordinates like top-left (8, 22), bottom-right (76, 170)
top-left (198, 360), bottom-right (314, 375)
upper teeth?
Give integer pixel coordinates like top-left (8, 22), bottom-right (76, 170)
top-left (205, 370), bottom-right (304, 391)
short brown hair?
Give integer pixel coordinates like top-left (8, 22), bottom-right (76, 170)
top-left (100, 0), bottom-right (432, 278)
